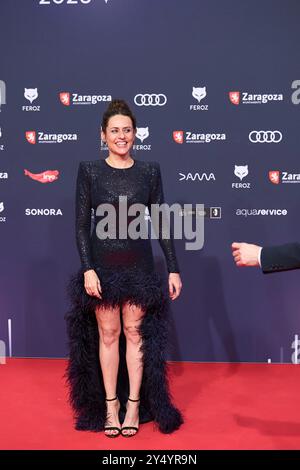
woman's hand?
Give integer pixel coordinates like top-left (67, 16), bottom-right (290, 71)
top-left (168, 273), bottom-right (182, 300)
top-left (84, 269), bottom-right (102, 299)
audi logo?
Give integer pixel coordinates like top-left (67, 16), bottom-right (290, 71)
top-left (134, 94), bottom-right (167, 106)
top-left (249, 130), bottom-right (283, 143)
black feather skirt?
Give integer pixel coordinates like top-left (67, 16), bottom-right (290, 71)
top-left (65, 266), bottom-right (183, 434)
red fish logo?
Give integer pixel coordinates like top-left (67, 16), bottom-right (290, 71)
top-left (24, 169), bottom-right (59, 183)
top-left (173, 130), bottom-right (184, 144)
top-left (60, 92), bottom-right (70, 106)
top-left (26, 131), bottom-right (36, 144)
top-left (229, 91), bottom-right (240, 105)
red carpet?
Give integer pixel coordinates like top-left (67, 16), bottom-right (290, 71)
top-left (0, 359), bottom-right (300, 450)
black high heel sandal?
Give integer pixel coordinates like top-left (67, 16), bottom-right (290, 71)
top-left (121, 397), bottom-right (140, 437)
top-left (104, 397), bottom-right (121, 438)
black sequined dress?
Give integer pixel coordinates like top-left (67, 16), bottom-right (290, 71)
top-left (66, 159), bottom-right (183, 434)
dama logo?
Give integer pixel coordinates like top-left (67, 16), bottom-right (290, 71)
top-left (269, 171), bottom-right (280, 184)
top-left (229, 91), bottom-right (240, 105)
top-left (60, 92), bottom-right (70, 106)
top-left (26, 131), bottom-right (36, 144)
top-left (173, 131), bottom-right (184, 144)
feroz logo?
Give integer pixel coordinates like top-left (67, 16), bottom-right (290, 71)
top-left (24, 169), bottom-right (59, 183)
top-left (232, 165), bottom-right (250, 189)
top-left (134, 127), bottom-right (151, 151)
top-left (26, 131), bottom-right (36, 144)
top-left (249, 130), bottom-right (282, 143)
top-left (269, 171), bottom-right (280, 184)
top-left (291, 80), bottom-right (300, 105)
top-left (173, 131), bottom-right (184, 144)
top-left (229, 91), bottom-right (240, 105)
top-left (22, 87), bottom-right (40, 111)
top-left (134, 94), bottom-right (167, 106)
top-left (60, 92), bottom-right (70, 106)
top-left (24, 88), bottom-right (38, 104)
top-left (234, 165), bottom-right (248, 181)
top-left (0, 80), bottom-right (6, 111)
top-left (192, 86), bottom-right (206, 102)
top-left (136, 127), bottom-right (149, 143)
top-left (190, 86), bottom-right (208, 111)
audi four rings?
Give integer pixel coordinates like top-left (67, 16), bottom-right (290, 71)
top-left (134, 94), bottom-right (167, 106)
top-left (249, 130), bottom-right (283, 143)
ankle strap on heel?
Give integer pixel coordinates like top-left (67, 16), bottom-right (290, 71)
top-left (106, 396), bottom-right (118, 402)
top-left (128, 397), bottom-right (140, 402)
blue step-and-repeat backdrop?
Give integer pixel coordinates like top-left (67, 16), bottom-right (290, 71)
top-left (1, 0), bottom-right (300, 363)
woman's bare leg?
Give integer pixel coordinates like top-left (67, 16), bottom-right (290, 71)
top-left (121, 302), bottom-right (145, 436)
top-left (95, 305), bottom-right (121, 436)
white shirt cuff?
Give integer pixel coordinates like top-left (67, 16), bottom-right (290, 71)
top-left (258, 247), bottom-right (262, 267)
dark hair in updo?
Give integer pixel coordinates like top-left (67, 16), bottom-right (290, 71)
top-left (101, 99), bottom-right (136, 132)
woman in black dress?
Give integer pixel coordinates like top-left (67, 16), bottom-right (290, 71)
top-left (66, 99), bottom-right (183, 437)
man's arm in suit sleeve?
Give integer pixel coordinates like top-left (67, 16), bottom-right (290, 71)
top-left (261, 243), bottom-right (300, 273)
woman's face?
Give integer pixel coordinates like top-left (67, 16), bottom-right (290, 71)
top-left (102, 114), bottom-right (135, 158)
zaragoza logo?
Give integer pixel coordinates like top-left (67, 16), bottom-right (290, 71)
top-left (60, 92), bottom-right (70, 106)
top-left (173, 131), bottom-right (184, 144)
top-left (229, 91), bottom-right (240, 105)
top-left (269, 171), bottom-right (280, 184)
top-left (26, 131), bottom-right (36, 144)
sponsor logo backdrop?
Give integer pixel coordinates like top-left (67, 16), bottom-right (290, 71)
top-left (0, 0), bottom-right (300, 363)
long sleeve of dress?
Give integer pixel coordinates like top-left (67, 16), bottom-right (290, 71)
top-left (148, 162), bottom-right (180, 273)
top-left (75, 162), bottom-right (94, 272)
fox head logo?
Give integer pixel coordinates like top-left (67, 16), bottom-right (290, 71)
top-left (234, 165), bottom-right (248, 181)
top-left (24, 88), bottom-right (38, 104)
top-left (136, 127), bottom-right (149, 143)
top-left (26, 131), bottom-right (36, 144)
top-left (192, 87), bottom-right (206, 103)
